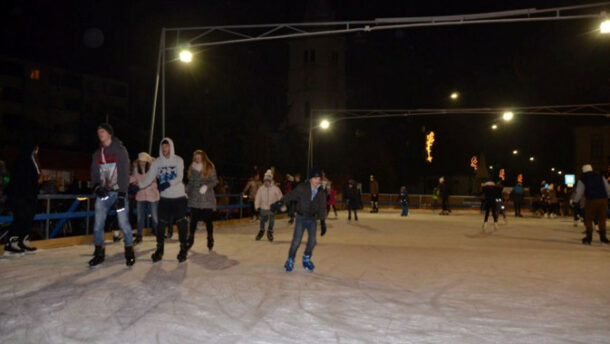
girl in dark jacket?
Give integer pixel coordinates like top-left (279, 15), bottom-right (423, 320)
top-left (4, 140), bottom-right (40, 254)
top-left (186, 149), bottom-right (218, 252)
top-left (343, 180), bottom-right (362, 221)
top-left (399, 186), bottom-right (409, 216)
top-left (481, 181), bottom-right (501, 231)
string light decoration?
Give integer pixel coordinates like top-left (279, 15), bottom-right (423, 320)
top-left (425, 131), bottom-right (435, 163)
top-left (470, 156), bottom-right (478, 171)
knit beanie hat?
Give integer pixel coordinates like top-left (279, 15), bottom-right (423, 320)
top-left (309, 167), bottom-right (322, 179)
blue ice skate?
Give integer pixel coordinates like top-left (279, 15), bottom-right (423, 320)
top-left (284, 257), bottom-right (294, 272)
top-left (302, 255), bottom-right (315, 272)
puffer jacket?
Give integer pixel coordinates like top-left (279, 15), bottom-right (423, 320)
top-left (186, 168), bottom-right (218, 210)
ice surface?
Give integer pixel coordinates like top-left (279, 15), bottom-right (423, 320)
top-left (1, 211), bottom-right (609, 344)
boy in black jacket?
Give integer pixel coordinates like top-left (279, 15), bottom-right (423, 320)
top-left (282, 167), bottom-right (327, 272)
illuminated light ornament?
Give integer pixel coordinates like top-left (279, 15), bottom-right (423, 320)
top-left (499, 168), bottom-right (506, 181)
top-left (425, 131), bottom-right (435, 163)
top-left (470, 156), bottom-right (478, 170)
top-left (517, 173), bottom-right (523, 183)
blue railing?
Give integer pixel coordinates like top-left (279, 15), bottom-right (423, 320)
top-left (0, 193), bottom-right (250, 239)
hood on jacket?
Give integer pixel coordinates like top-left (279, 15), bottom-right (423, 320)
top-left (159, 137), bottom-right (176, 160)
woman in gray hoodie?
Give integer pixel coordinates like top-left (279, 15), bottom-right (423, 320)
top-left (186, 150), bottom-right (218, 252)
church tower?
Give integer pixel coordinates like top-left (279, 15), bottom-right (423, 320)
top-left (286, 0), bottom-right (346, 132)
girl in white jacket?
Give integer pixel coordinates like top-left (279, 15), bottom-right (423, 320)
top-left (254, 170), bottom-right (282, 242)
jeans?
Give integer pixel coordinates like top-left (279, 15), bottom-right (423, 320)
top-left (136, 201), bottom-right (158, 236)
top-left (288, 215), bottom-right (316, 259)
top-left (260, 210), bottom-right (274, 232)
top-left (401, 204), bottom-right (409, 216)
top-left (93, 192), bottom-right (133, 246)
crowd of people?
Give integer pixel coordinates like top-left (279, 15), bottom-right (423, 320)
top-left (1, 123), bottom-right (608, 270)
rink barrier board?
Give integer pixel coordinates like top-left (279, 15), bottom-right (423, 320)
top-left (0, 214), bottom-right (265, 255)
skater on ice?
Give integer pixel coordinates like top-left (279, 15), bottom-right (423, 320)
top-left (572, 164), bottom-right (610, 245)
top-left (3, 137), bottom-right (40, 255)
top-left (254, 169), bottom-right (283, 242)
top-left (139, 138), bottom-right (189, 262)
top-left (129, 152), bottom-right (159, 245)
top-left (282, 167), bottom-right (327, 272)
top-left (89, 123), bottom-right (135, 267)
top-left (185, 149), bottom-right (218, 251)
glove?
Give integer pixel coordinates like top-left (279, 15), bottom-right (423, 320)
top-left (128, 184), bottom-right (140, 195)
top-left (158, 182), bottom-right (170, 192)
top-left (271, 200), bottom-right (285, 213)
top-left (94, 184), bottom-right (109, 200)
top-left (199, 185), bottom-right (208, 194)
top-left (116, 192), bottom-right (127, 213)
top-left (320, 221), bottom-right (327, 236)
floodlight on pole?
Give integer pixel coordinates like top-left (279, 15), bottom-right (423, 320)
top-left (601, 19), bottom-right (610, 34)
top-left (179, 50), bottom-right (193, 63)
top-left (320, 119), bottom-right (330, 129)
top-left (503, 111), bottom-right (514, 121)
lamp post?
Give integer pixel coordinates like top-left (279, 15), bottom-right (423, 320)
top-left (307, 115), bottom-right (331, 174)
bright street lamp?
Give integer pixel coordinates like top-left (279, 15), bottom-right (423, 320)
top-left (503, 111), bottom-right (514, 121)
top-left (529, 156), bottom-right (535, 161)
top-left (512, 149), bottom-right (518, 155)
top-left (320, 119), bottom-right (330, 129)
top-left (551, 167), bottom-right (556, 172)
top-left (491, 124), bottom-right (498, 130)
top-left (179, 50), bottom-right (193, 63)
top-left (489, 166), bottom-right (494, 170)
top-left (558, 170), bottom-right (563, 175)
top-left (450, 92), bottom-right (459, 100)
top-left (601, 19), bottom-right (610, 34)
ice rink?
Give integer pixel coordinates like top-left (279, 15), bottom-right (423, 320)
top-left (1, 210), bottom-right (609, 344)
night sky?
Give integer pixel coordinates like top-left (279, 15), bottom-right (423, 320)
top-left (1, 0), bottom-right (608, 191)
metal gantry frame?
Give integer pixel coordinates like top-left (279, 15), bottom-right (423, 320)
top-left (148, 2), bottom-right (610, 153)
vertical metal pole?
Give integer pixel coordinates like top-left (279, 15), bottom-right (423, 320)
top-left (86, 198), bottom-right (90, 235)
top-left (239, 194), bottom-right (243, 218)
top-left (149, 29), bottom-right (165, 154)
top-left (45, 199), bottom-right (50, 239)
top-left (161, 28), bottom-right (167, 139)
top-left (307, 112), bottom-right (313, 174)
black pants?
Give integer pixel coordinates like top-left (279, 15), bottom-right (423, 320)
top-left (8, 198), bottom-right (36, 240)
top-left (513, 200), bottom-right (522, 216)
top-left (190, 208), bottom-right (213, 241)
top-left (484, 201), bottom-right (498, 222)
top-left (442, 196), bottom-right (449, 211)
top-left (326, 204), bottom-right (337, 217)
top-left (348, 207), bottom-right (358, 220)
top-left (248, 200), bottom-right (259, 219)
top-left (158, 197), bottom-right (187, 245)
